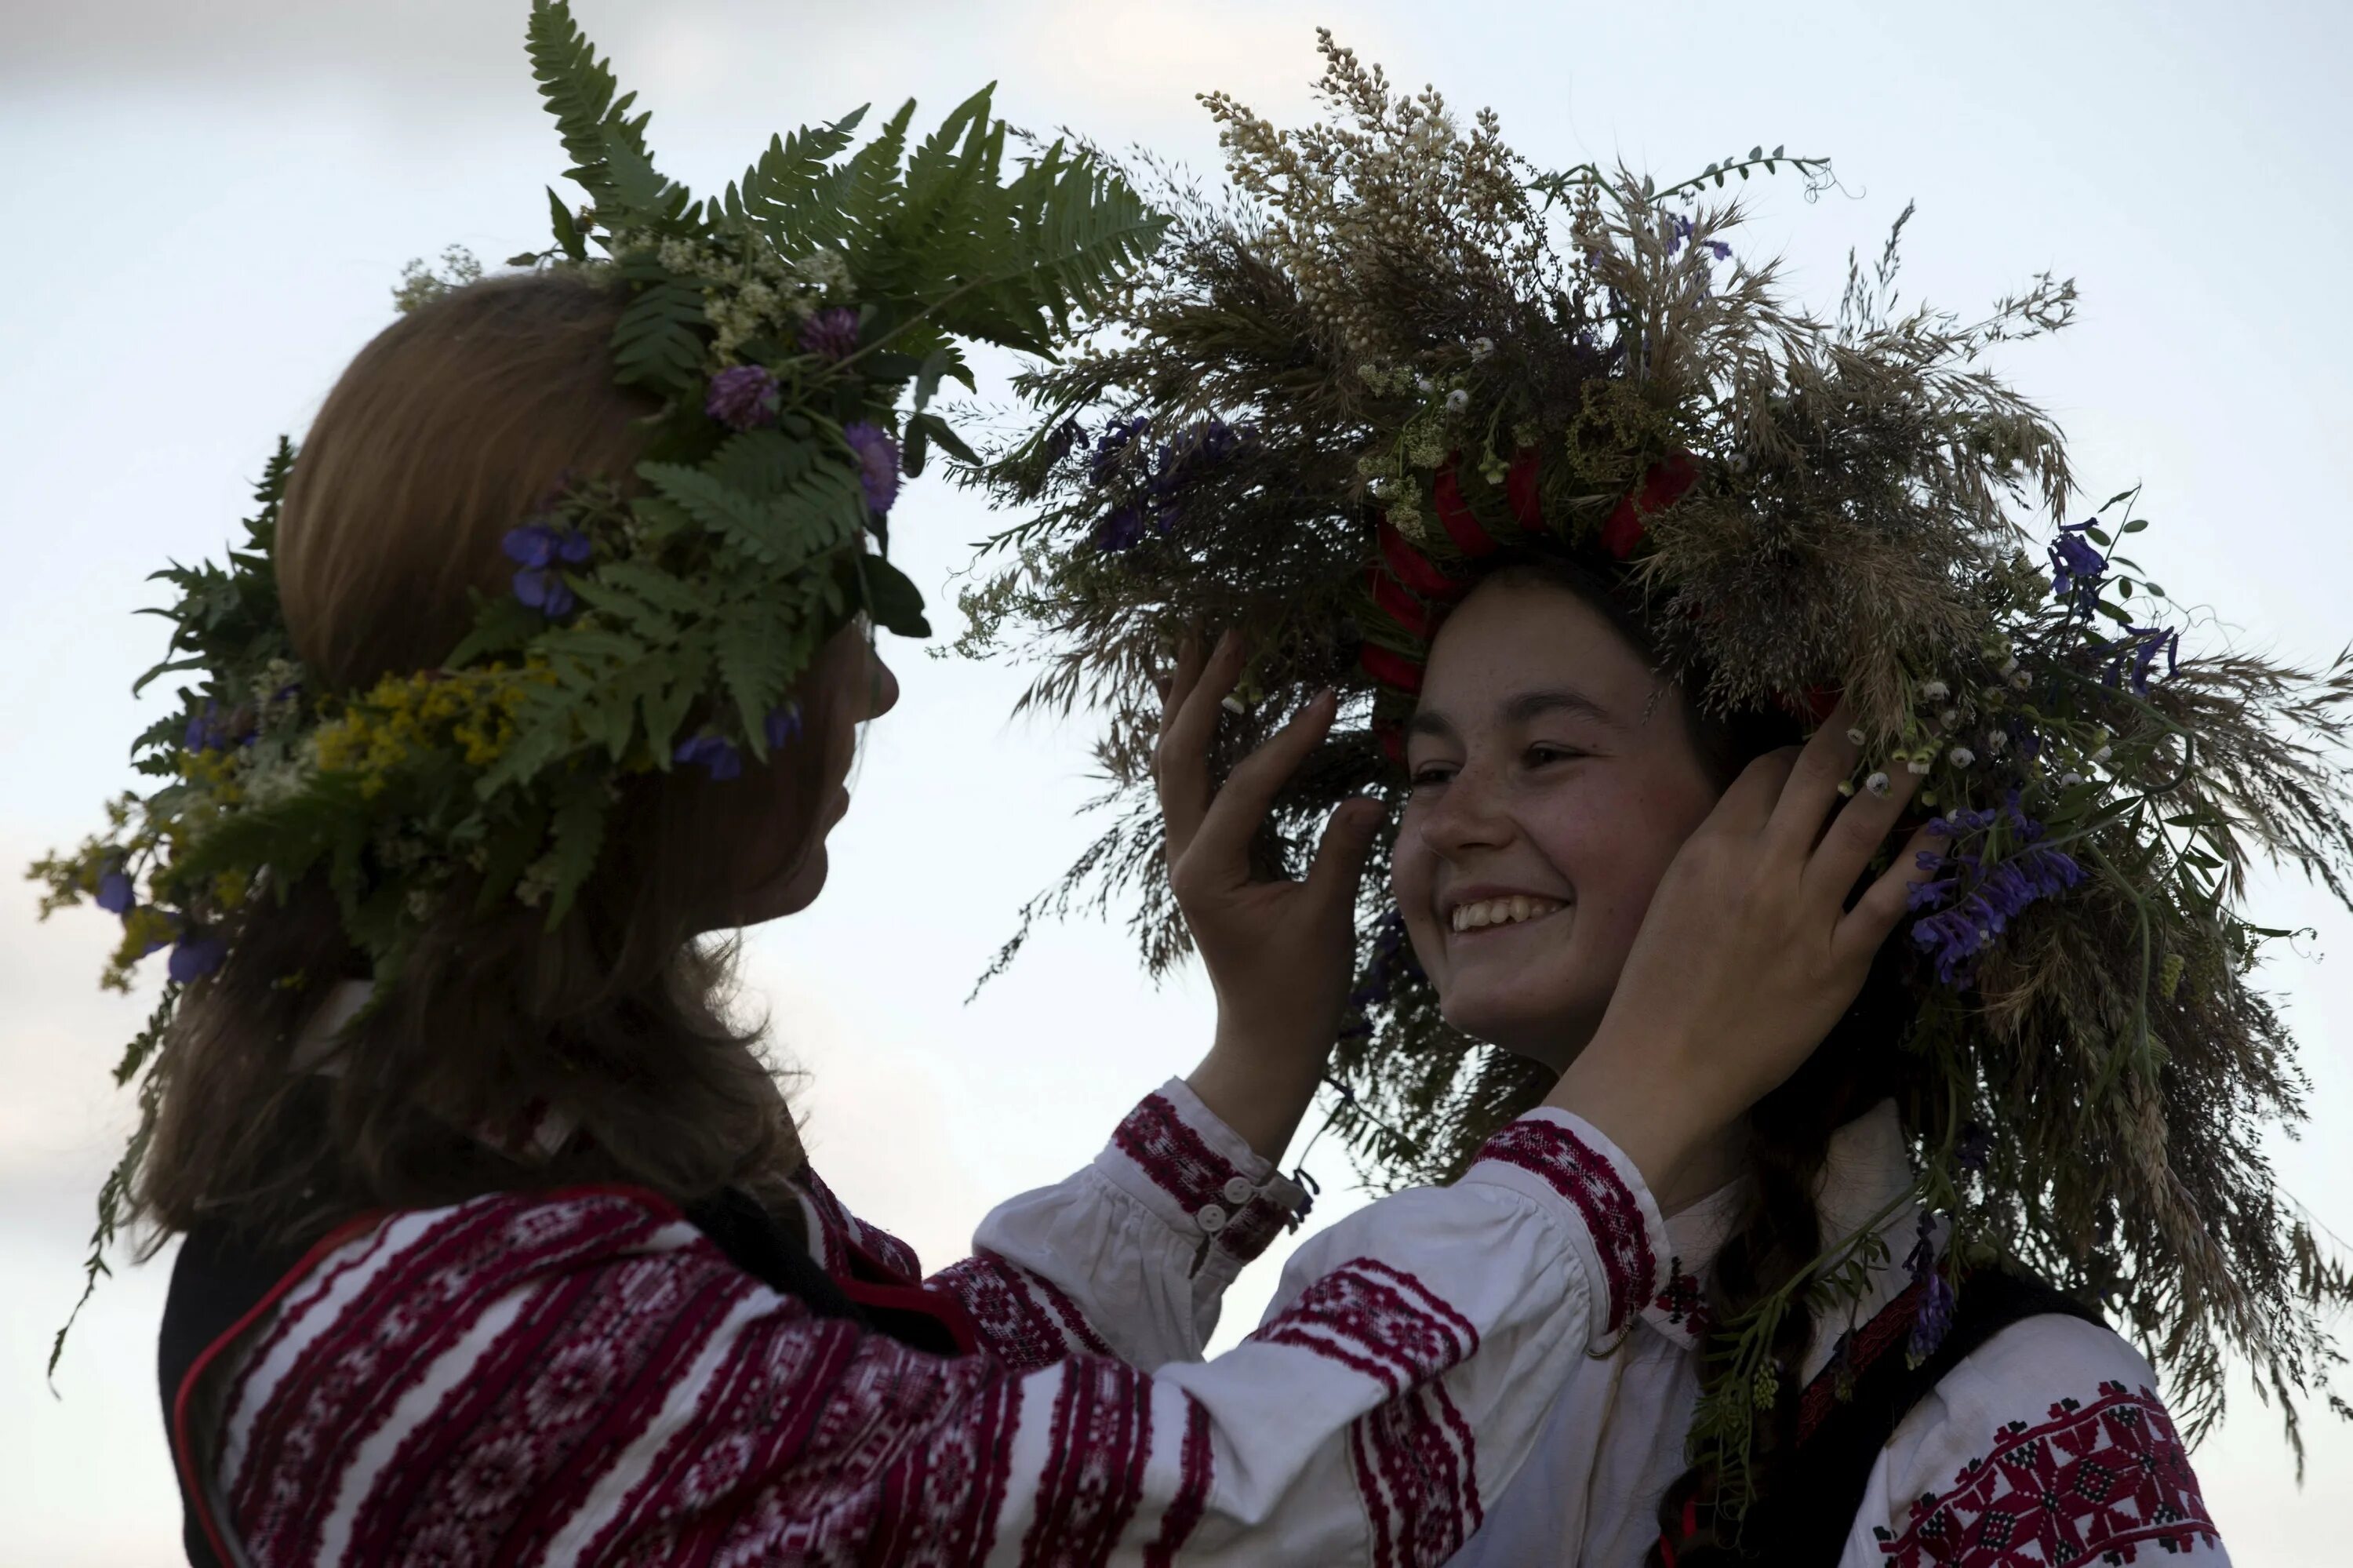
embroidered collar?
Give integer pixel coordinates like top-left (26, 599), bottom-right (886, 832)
top-left (1638, 1101), bottom-right (1929, 1377)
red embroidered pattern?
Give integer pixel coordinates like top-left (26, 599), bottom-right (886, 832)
top-left (1351, 1381), bottom-right (1483, 1568)
top-left (1251, 1259), bottom-right (1482, 1567)
top-left (1475, 1117), bottom-right (1655, 1332)
top-left (202, 1191), bottom-right (1220, 1566)
top-left (1249, 1257), bottom-right (1480, 1392)
top-left (797, 1165), bottom-right (925, 1282)
top-left (1875, 1381), bottom-right (2218, 1568)
top-left (930, 1250), bottom-right (1115, 1373)
top-left (1111, 1093), bottom-right (1292, 1263)
top-left (1649, 1259), bottom-right (1711, 1342)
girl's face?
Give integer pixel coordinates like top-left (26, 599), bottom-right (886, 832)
top-left (1391, 576), bottom-right (1722, 1071)
top-left (732, 631), bottom-right (900, 925)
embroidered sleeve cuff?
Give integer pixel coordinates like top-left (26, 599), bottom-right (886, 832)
top-left (1460, 1108), bottom-right (1667, 1344)
top-left (1100, 1078), bottom-right (1309, 1264)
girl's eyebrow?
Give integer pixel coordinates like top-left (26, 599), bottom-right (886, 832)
top-left (1501, 687), bottom-right (1620, 729)
top-left (1406, 686), bottom-right (1619, 742)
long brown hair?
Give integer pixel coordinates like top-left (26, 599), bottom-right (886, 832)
top-left (1459, 552), bottom-right (1921, 1563)
top-left (136, 271), bottom-right (845, 1248)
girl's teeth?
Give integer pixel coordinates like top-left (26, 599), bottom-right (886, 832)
top-left (1449, 897), bottom-right (1565, 933)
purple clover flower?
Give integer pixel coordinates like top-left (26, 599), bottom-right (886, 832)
top-left (675, 733), bottom-right (744, 782)
top-left (706, 364), bottom-right (782, 431)
top-left (94, 868), bottom-right (136, 915)
top-left (798, 307), bottom-right (860, 363)
top-left (763, 704), bottom-right (803, 751)
top-left (843, 422), bottom-right (900, 515)
top-left (167, 933), bottom-right (228, 984)
top-left (501, 522), bottom-right (591, 618)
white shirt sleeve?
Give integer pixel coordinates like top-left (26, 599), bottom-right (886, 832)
top-left (954, 1077), bottom-right (1310, 1369)
top-left (1842, 1314), bottom-right (2229, 1567)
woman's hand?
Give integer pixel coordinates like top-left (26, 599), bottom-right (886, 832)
top-left (1161, 632), bottom-right (1387, 1163)
top-left (1545, 705), bottom-right (1933, 1197)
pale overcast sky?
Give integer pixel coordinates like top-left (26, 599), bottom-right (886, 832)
top-left (4, 2), bottom-right (2350, 1562)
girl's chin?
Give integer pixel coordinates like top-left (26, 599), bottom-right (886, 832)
top-left (1435, 989), bottom-right (1603, 1073)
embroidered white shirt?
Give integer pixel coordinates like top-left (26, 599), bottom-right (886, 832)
top-left (1438, 1101), bottom-right (2226, 1568)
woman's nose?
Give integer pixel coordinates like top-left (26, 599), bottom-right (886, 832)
top-left (864, 649), bottom-right (900, 722)
top-left (1417, 759), bottom-right (1513, 858)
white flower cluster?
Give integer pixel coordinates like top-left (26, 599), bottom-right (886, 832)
top-left (637, 231), bottom-right (850, 363)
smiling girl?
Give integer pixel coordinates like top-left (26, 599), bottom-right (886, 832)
top-left (972, 37), bottom-right (2353, 1568)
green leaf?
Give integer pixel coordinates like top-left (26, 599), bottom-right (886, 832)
top-left (910, 409), bottom-right (977, 465)
top-left (547, 184), bottom-right (587, 260)
top-left (610, 278), bottom-right (707, 391)
top-left (856, 555), bottom-right (932, 638)
top-left (542, 778), bottom-right (609, 926)
top-left (2120, 518), bottom-right (2148, 533)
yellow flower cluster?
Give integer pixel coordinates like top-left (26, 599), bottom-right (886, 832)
top-left (313, 664), bottom-right (552, 793)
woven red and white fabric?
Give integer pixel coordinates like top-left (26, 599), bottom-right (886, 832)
top-left (1447, 1101), bottom-right (2225, 1568)
top-left (174, 1081), bottom-right (1667, 1566)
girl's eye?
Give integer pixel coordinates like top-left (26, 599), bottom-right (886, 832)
top-left (1526, 744), bottom-right (1587, 767)
top-left (1408, 762), bottom-right (1457, 788)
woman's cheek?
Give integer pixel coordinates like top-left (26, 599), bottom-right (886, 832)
top-left (1387, 828), bottom-right (1447, 982)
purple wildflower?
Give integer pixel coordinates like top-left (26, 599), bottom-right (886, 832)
top-left (502, 522), bottom-right (591, 617)
top-left (183, 700), bottom-right (247, 753)
top-left (1904, 1212), bottom-right (1956, 1360)
top-left (2049, 520), bottom-right (2108, 614)
top-left (1667, 213), bottom-right (1693, 255)
top-left (2104, 624), bottom-right (2180, 696)
top-left (167, 933), bottom-right (228, 984)
top-left (763, 704), bottom-right (803, 751)
top-left (1705, 238), bottom-right (1733, 262)
top-left (94, 868), bottom-right (136, 915)
top-left (675, 733), bottom-right (744, 782)
top-left (843, 421), bottom-right (900, 515)
top-left (1092, 506), bottom-right (1148, 553)
top-left (706, 365), bottom-right (782, 431)
top-left (798, 307), bottom-right (860, 363)
top-left (1088, 417), bottom-right (1150, 486)
top-left (1042, 418), bottom-right (1085, 467)
top-left (1909, 1267), bottom-right (1957, 1362)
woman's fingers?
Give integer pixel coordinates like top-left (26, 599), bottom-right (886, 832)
top-left (1304, 796), bottom-right (1387, 905)
top-left (1183, 688), bottom-right (1340, 879)
top-left (1155, 631), bottom-right (1242, 863)
top-left (1803, 759), bottom-right (1926, 908)
top-left (1835, 818), bottom-right (1940, 962)
top-left (1762, 703), bottom-right (1864, 860)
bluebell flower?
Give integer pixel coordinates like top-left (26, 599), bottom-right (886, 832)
top-left (167, 933), bottom-right (228, 984)
top-left (1705, 239), bottom-right (1733, 262)
top-left (675, 733), bottom-right (744, 782)
top-left (764, 704), bottom-right (804, 751)
top-left (94, 868), bottom-right (136, 915)
top-left (2104, 624), bottom-right (2180, 695)
top-left (843, 422), bottom-right (900, 515)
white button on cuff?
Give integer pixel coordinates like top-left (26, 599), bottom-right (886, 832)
top-left (1221, 1176), bottom-right (1254, 1206)
top-left (1195, 1203), bottom-right (1228, 1234)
